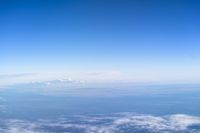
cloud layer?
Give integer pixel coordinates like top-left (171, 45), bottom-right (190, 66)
top-left (1, 113), bottom-right (200, 133)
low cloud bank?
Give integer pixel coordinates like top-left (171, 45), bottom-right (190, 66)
top-left (1, 113), bottom-right (200, 133)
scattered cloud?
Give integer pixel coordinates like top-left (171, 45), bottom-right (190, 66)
top-left (1, 113), bottom-right (200, 133)
top-left (26, 78), bottom-right (84, 88)
top-left (0, 71), bottom-right (125, 87)
top-left (4, 78), bottom-right (87, 96)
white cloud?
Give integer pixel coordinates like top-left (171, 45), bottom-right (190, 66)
top-left (28, 78), bottom-right (84, 88)
top-left (2, 78), bottom-right (86, 96)
top-left (0, 70), bottom-right (126, 87)
top-left (113, 113), bottom-right (200, 131)
top-left (1, 113), bottom-right (200, 133)
top-left (0, 119), bottom-right (40, 133)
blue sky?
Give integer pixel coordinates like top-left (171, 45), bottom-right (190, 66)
top-left (1, 0), bottom-right (200, 85)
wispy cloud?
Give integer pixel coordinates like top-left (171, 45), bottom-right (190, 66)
top-left (0, 70), bottom-right (126, 87)
top-left (0, 73), bottom-right (38, 87)
top-left (0, 73), bottom-right (34, 79)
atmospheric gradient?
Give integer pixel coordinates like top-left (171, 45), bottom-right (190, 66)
top-left (1, 0), bottom-right (200, 133)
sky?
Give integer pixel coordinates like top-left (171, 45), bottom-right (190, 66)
top-left (1, 0), bottom-right (200, 86)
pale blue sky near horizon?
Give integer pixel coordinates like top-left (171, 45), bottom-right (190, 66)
top-left (1, 0), bottom-right (200, 85)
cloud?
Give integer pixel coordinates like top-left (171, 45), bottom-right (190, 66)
top-left (0, 119), bottom-right (40, 133)
top-left (27, 78), bottom-right (84, 88)
top-left (0, 73), bottom-right (84, 87)
top-left (4, 78), bottom-right (88, 96)
top-left (83, 70), bottom-right (123, 79)
top-left (1, 113), bottom-right (200, 133)
top-left (7, 78), bottom-right (84, 89)
top-left (113, 113), bottom-right (200, 132)
top-left (0, 73), bottom-right (34, 79)
top-left (0, 73), bottom-right (38, 87)
top-left (0, 71), bottom-right (125, 87)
